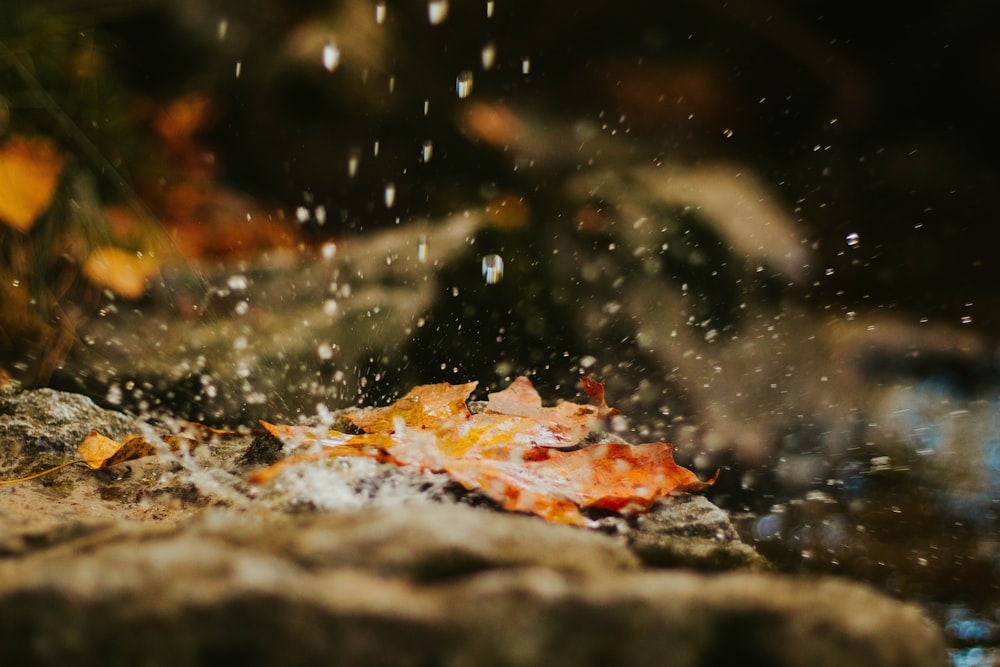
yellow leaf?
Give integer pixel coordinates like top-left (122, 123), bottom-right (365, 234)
top-left (77, 431), bottom-right (197, 469)
top-left (82, 246), bottom-right (159, 299)
top-left (0, 135), bottom-right (64, 231)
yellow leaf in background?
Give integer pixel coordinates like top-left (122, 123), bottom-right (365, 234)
top-left (0, 135), bottom-right (64, 231)
top-left (82, 246), bottom-right (159, 299)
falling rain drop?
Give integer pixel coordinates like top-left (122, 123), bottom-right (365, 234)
top-left (323, 299), bottom-right (339, 316)
top-left (295, 206), bottom-right (310, 223)
top-left (347, 153), bottom-right (360, 178)
top-left (421, 140), bottom-right (433, 163)
top-left (481, 42), bottom-right (497, 70)
top-left (375, 1), bottom-right (387, 24)
top-left (217, 18), bottom-right (229, 41)
top-left (482, 254), bottom-right (504, 284)
top-left (384, 183), bottom-right (396, 208)
top-left (456, 71), bottom-right (474, 99)
top-left (486, 1), bottom-right (495, 17)
top-left (428, 0), bottom-right (449, 24)
top-left (423, 99), bottom-right (430, 116)
top-left (235, 60), bottom-right (242, 78)
top-left (322, 41), bottom-right (341, 72)
top-left (417, 235), bottom-right (429, 262)
top-left (846, 231), bottom-right (860, 247)
top-left (227, 274), bottom-right (248, 291)
top-left (521, 57), bottom-right (531, 75)
top-left (321, 242), bottom-right (337, 260)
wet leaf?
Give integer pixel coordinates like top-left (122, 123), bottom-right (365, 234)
top-left (0, 135), bottom-right (65, 231)
top-left (254, 377), bottom-right (717, 525)
top-left (77, 431), bottom-right (196, 469)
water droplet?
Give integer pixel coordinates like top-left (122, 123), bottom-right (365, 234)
top-left (227, 274), bottom-right (248, 291)
top-left (347, 153), bottom-right (360, 177)
top-left (322, 41), bottom-right (341, 72)
top-left (580, 355), bottom-right (597, 369)
top-left (375, 1), bottom-right (387, 24)
top-left (456, 71), bottom-right (474, 98)
top-left (417, 235), bottom-right (428, 262)
top-left (234, 300), bottom-right (249, 316)
top-left (384, 183), bottom-right (396, 208)
top-left (317, 343), bottom-right (334, 360)
top-left (373, 140), bottom-right (380, 156)
top-left (105, 383), bottom-right (123, 406)
top-left (481, 42), bottom-right (496, 70)
top-left (521, 57), bottom-right (531, 75)
top-left (315, 205), bottom-right (327, 225)
top-left (421, 140), bottom-right (433, 163)
top-left (323, 299), bottom-right (339, 316)
top-left (423, 99), bottom-right (430, 116)
top-left (846, 231), bottom-right (860, 247)
top-left (217, 18), bottom-right (229, 41)
top-left (961, 315), bottom-right (973, 325)
top-left (486, 1), bottom-right (494, 17)
top-left (482, 254), bottom-right (504, 284)
top-left (428, 0), bottom-right (449, 24)
top-left (295, 206), bottom-right (310, 223)
top-left (235, 60), bottom-right (242, 78)
top-left (388, 76), bottom-right (395, 93)
top-left (322, 242), bottom-right (337, 260)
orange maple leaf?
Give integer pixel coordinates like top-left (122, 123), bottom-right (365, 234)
top-left (252, 377), bottom-right (717, 526)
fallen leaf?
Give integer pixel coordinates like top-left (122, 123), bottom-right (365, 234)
top-left (254, 377), bottom-right (717, 525)
top-left (82, 246), bottom-right (159, 299)
top-left (77, 430), bottom-right (196, 469)
top-left (0, 134), bottom-right (65, 231)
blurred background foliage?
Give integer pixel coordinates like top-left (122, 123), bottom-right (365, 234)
top-left (2, 0), bottom-right (1000, 383)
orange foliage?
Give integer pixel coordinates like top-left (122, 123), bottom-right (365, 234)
top-left (0, 135), bottom-right (64, 231)
top-left (252, 377), bottom-right (717, 526)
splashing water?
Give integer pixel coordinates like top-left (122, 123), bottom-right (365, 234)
top-left (322, 41), bottom-right (341, 72)
top-left (428, 0), bottom-right (449, 24)
top-left (482, 254), bottom-right (504, 284)
top-left (482, 43), bottom-right (497, 70)
top-left (456, 71), bottom-right (474, 99)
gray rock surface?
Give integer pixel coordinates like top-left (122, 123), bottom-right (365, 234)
top-left (0, 503), bottom-right (945, 667)
top-left (0, 384), bottom-right (137, 454)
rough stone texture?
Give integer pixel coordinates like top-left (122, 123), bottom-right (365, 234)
top-left (0, 503), bottom-right (946, 667)
top-left (629, 495), bottom-right (768, 571)
top-left (0, 385), bottom-right (137, 454)
top-left (0, 386), bottom-right (949, 666)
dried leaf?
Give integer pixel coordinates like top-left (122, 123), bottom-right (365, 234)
top-left (77, 431), bottom-right (196, 469)
top-left (255, 377), bottom-right (717, 525)
top-left (0, 135), bottom-right (64, 231)
top-left (82, 246), bottom-right (159, 299)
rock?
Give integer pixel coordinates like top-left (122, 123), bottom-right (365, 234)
top-left (0, 386), bottom-right (137, 455)
top-left (0, 503), bottom-right (945, 667)
top-left (629, 495), bottom-right (769, 571)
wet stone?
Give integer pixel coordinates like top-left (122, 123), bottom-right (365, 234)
top-left (0, 387), bottom-right (947, 666)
